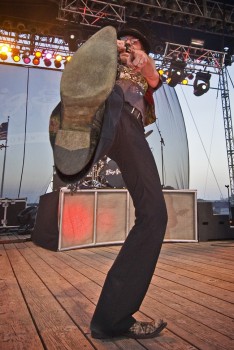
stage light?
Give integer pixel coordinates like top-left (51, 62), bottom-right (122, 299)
top-left (187, 73), bottom-right (194, 80)
top-left (23, 56), bottom-right (31, 64)
top-left (0, 44), bottom-right (10, 60)
top-left (193, 71), bottom-right (211, 96)
top-left (66, 31), bottom-right (80, 52)
top-left (166, 60), bottom-right (186, 87)
top-left (54, 60), bottom-right (62, 68)
top-left (190, 38), bottom-right (205, 48)
top-left (158, 68), bottom-right (164, 75)
top-left (11, 48), bottom-right (21, 62)
top-left (182, 78), bottom-right (188, 85)
top-left (22, 50), bottom-right (31, 64)
top-left (55, 54), bottom-right (62, 62)
top-left (44, 58), bottom-right (52, 67)
top-left (34, 51), bottom-right (42, 58)
top-left (0, 44), bottom-right (10, 53)
top-left (32, 57), bottom-right (40, 65)
top-left (45, 53), bottom-right (52, 60)
top-left (0, 52), bottom-right (8, 60)
top-left (65, 55), bottom-right (72, 63)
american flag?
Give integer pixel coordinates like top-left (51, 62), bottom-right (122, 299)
top-left (0, 122), bottom-right (8, 140)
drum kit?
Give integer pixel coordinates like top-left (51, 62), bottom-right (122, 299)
top-left (79, 156), bottom-right (125, 189)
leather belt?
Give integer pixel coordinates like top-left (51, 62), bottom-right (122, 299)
top-left (125, 103), bottom-right (142, 120)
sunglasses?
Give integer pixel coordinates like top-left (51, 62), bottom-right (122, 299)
top-left (120, 37), bottom-right (140, 45)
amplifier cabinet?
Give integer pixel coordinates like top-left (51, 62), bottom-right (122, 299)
top-left (58, 189), bottom-right (197, 251)
top-left (0, 198), bottom-right (27, 228)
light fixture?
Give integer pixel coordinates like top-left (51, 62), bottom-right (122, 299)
top-left (54, 54), bottom-right (63, 68)
top-left (0, 52), bottom-right (8, 60)
top-left (32, 57), bottom-right (40, 65)
top-left (190, 38), bottom-right (205, 48)
top-left (181, 78), bottom-right (188, 85)
top-left (193, 71), bottom-right (211, 96)
top-left (22, 50), bottom-right (31, 64)
top-left (11, 48), bottom-right (21, 62)
top-left (66, 31), bottom-right (79, 52)
top-left (34, 50), bottom-right (42, 58)
top-left (0, 44), bottom-right (10, 60)
top-left (65, 55), bottom-right (72, 63)
top-left (54, 60), bottom-right (62, 68)
top-left (44, 58), bottom-right (52, 67)
top-left (55, 54), bottom-right (62, 62)
top-left (166, 60), bottom-right (186, 87)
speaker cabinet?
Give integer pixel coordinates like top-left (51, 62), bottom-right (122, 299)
top-left (58, 190), bottom-right (129, 250)
top-left (57, 189), bottom-right (197, 251)
top-left (32, 189), bottom-right (197, 251)
top-left (0, 198), bottom-right (27, 228)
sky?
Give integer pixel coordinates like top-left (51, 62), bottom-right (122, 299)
top-left (174, 63), bottom-right (234, 201)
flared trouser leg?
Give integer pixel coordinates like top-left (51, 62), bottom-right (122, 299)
top-left (90, 87), bottom-right (168, 337)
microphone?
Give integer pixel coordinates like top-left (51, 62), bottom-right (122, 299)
top-left (125, 43), bottom-right (131, 53)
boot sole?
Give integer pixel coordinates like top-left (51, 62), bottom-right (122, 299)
top-left (54, 26), bottom-right (117, 175)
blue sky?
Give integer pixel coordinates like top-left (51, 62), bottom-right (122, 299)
top-left (175, 64), bottom-right (234, 201)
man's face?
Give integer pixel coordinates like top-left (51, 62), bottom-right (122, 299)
top-left (120, 35), bottom-right (143, 51)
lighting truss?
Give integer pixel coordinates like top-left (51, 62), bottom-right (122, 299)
top-left (153, 42), bottom-right (226, 78)
top-left (58, 0), bottom-right (126, 28)
top-left (57, 1), bottom-right (234, 35)
top-left (124, 0), bottom-right (234, 36)
top-left (0, 29), bottom-right (70, 63)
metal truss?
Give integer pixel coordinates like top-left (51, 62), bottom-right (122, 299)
top-left (57, 0), bottom-right (234, 35)
top-left (0, 29), bottom-right (70, 57)
top-left (154, 42), bottom-right (226, 75)
top-left (58, 0), bottom-right (126, 28)
top-left (124, 0), bottom-right (234, 36)
top-left (219, 67), bottom-right (234, 202)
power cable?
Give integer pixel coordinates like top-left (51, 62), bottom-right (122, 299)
top-left (179, 85), bottom-right (224, 199)
top-left (203, 86), bottom-right (219, 198)
top-left (17, 67), bottom-right (29, 198)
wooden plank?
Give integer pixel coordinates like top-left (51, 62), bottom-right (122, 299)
top-left (155, 266), bottom-right (234, 304)
top-left (0, 233), bottom-right (31, 244)
top-left (29, 245), bottom-right (198, 350)
top-left (27, 243), bottom-right (148, 350)
top-left (64, 244), bottom-right (234, 350)
top-left (161, 244), bottom-right (234, 271)
top-left (2, 240), bottom-right (233, 350)
top-left (157, 258), bottom-right (234, 292)
top-left (5, 243), bottom-right (95, 350)
top-left (158, 251), bottom-right (234, 283)
top-left (0, 246), bottom-right (44, 350)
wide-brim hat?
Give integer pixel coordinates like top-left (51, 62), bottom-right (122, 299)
top-left (117, 28), bottom-right (151, 54)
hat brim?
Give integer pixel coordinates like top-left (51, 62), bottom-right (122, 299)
top-left (117, 28), bottom-right (151, 54)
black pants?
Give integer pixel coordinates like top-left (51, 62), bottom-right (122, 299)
top-left (90, 85), bottom-right (168, 336)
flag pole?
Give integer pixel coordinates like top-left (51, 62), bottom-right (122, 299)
top-left (0, 116), bottom-right (9, 198)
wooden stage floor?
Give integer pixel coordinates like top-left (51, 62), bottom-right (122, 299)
top-left (0, 234), bottom-right (234, 350)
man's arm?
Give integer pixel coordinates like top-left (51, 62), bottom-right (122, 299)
top-left (117, 40), bottom-right (160, 88)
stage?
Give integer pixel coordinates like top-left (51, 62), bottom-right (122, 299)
top-left (1, 238), bottom-right (234, 349)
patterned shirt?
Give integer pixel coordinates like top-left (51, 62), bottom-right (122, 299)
top-left (116, 64), bottom-right (161, 126)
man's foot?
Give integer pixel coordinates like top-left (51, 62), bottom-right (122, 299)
top-left (50, 26), bottom-right (117, 177)
top-left (123, 319), bottom-right (167, 339)
top-left (91, 319), bottom-right (167, 339)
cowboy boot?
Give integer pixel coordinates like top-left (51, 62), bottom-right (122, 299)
top-left (49, 26), bottom-right (117, 178)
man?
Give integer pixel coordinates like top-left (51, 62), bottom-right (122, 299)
top-left (49, 25), bottom-right (168, 339)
